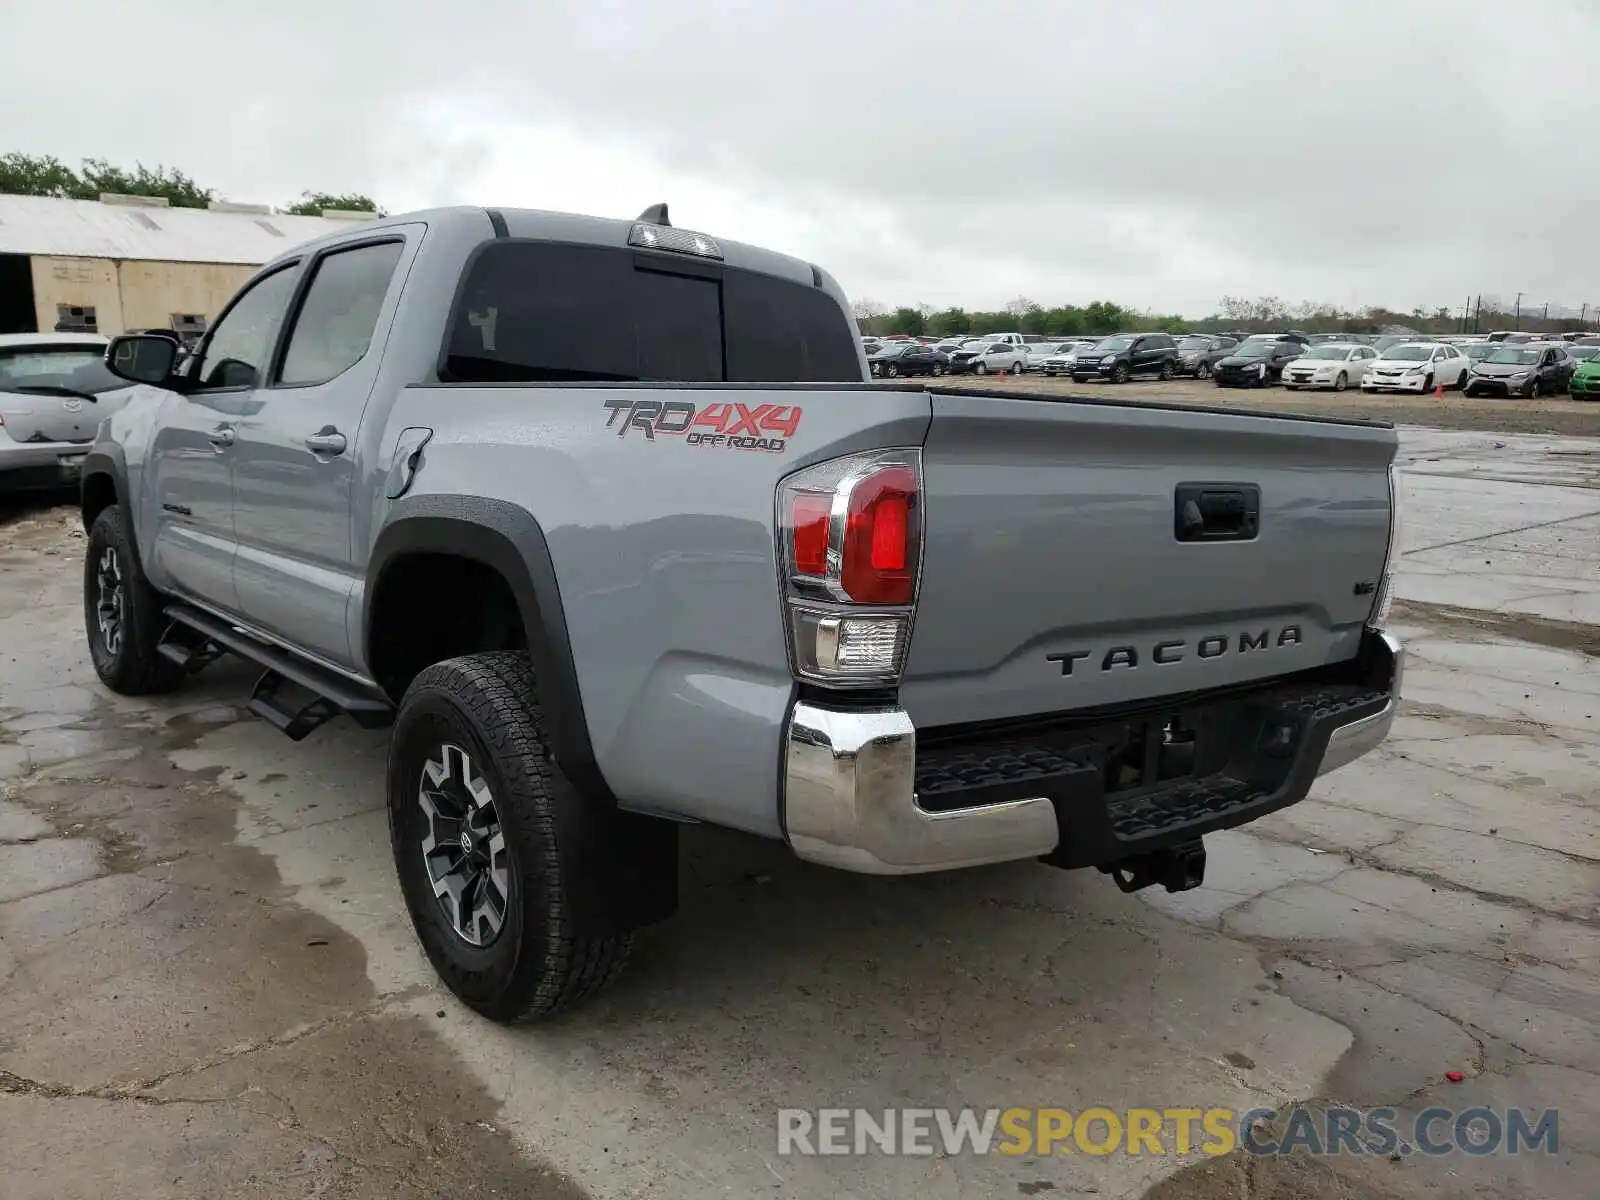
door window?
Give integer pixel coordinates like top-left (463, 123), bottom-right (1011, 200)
top-left (193, 266), bottom-right (299, 389)
top-left (279, 241), bottom-right (404, 386)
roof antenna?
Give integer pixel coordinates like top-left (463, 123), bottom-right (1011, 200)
top-left (636, 203), bottom-right (670, 227)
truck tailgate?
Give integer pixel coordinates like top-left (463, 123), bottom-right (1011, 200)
top-left (899, 393), bottom-right (1397, 729)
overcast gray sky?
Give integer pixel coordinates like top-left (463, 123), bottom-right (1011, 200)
top-left (3, 0), bottom-right (1596, 317)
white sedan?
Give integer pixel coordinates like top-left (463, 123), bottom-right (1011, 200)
top-left (962, 342), bottom-right (1028, 376)
top-left (1361, 342), bottom-right (1471, 393)
top-left (1281, 343), bottom-right (1379, 391)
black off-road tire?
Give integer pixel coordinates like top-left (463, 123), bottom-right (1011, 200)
top-left (84, 505), bottom-right (184, 695)
top-left (388, 651), bottom-right (632, 1023)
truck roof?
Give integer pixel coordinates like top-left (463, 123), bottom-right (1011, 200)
top-left (259, 204), bottom-right (822, 289)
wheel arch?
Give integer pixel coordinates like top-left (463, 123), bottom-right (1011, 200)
top-left (365, 496), bottom-right (604, 801)
top-left (80, 446), bottom-right (129, 532)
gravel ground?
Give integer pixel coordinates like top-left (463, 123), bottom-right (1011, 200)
top-left (931, 373), bottom-right (1600, 436)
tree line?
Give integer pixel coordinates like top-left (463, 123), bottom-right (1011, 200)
top-left (856, 294), bottom-right (1594, 339)
top-left (854, 298), bottom-right (1186, 339)
top-left (0, 152), bottom-right (383, 216)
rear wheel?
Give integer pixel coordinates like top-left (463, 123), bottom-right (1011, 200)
top-left (84, 506), bottom-right (184, 696)
top-left (932, 362), bottom-right (944, 376)
top-left (1196, 362), bottom-right (1212, 380)
top-left (1159, 360), bottom-right (1175, 381)
top-left (389, 652), bottom-right (634, 1023)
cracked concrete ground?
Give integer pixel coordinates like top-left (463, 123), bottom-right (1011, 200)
top-left (1, 426), bottom-right (1596, 1199)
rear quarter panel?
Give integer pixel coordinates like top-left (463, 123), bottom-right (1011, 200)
top-left (371, 383), bottom-right (931, 836)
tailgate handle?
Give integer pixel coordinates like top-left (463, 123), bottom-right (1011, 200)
top-left (1175, 483), bottom-right (1259, 542)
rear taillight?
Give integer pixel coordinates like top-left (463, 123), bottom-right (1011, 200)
top-left (1369, 461), bottom-right (1403, 629)
top-left (777, 450), bottom-right (922, 686)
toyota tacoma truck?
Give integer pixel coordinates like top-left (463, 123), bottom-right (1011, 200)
top-left (78, 204), bottom-right (1404, 1023)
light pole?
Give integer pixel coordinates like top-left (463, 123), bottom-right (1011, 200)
top-left (1514, 292), bottom-right (1524, 330)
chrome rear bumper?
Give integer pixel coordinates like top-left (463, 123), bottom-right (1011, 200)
top-left (782, 705), bottom-right (1059, 874)
top-left (782, 631), bottom-right (1404, 876)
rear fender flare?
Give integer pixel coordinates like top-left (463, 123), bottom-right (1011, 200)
top-left (364, 496), bottom-right (605, 800)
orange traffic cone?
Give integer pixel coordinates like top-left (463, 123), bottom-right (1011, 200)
top-left (1433, 382), bottom-right (1443, 399)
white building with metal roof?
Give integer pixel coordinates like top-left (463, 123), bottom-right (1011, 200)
top-left (0, 193), bottom-right (375, 339)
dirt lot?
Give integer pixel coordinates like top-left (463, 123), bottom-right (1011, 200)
top-left (0, 422), bottom-right (1596, 1199)
top-left (936, 373), bottom-right (1600, 437)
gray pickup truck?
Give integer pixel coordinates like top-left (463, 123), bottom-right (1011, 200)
top-left (79, 204), bottom-right (1404, 1023)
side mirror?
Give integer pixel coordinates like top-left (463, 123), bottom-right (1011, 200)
top-left (107, 334), bottom-right (180, 386)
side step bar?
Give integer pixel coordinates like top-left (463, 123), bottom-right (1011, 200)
top-left (161, 604), bottom-right (394, 740)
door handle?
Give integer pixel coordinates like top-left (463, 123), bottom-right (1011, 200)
top-left (1174, 482), bottom-right (1261, 542)
top-left (206, 427), bottom-right (235, 449)
top-left (304, 428), bottom-right (347, 456)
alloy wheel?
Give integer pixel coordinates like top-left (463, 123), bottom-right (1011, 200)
top-left (419, 743), bottom-right (510, 947)
top-left (95, 547), bottom-right (125, 657)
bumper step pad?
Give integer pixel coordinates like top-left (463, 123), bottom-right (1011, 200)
top-left (912, 683), bottom-right (1391, 869)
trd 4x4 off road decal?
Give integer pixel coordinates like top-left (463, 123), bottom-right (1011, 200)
top-left (602, 398), bottom-right (802, 453)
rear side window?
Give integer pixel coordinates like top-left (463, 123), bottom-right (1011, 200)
top-left (280, 241), bottom-right (404, 386)
top-left (723, 269), bottom-right (861, 382)
top-left (442, 241), bottom-right (860, 384)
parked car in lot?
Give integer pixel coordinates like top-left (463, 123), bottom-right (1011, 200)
top-left (1071, 332), bottom-right (1181, 383)
top-left (949, 341), bottom-right (1027, 376)
top-left (1462, 341), bottom-right (1497, 363)
top-left (78, 202), bottom-right (1405, 1023)
top-left (1281, 342), bottom-right (1378, 391)
top-left (1212, 336), bottom-right (1305, 387)
top-left (1569, 350), bottom-right (1600, 398)
top-left (1463, 343), bottom-right (1573, 398)
top-left (1362, 342), bottom-right (1470, 393)
top-left (1035, 340), bottom-right (1098, 376)
top-left (1174, 334), bottom-right (1237, 379)
top-left (0, 332), bottom-right (130, 494)
top-left (1022, 341), bottom-right (1070, 371)
top-left (868, 342), bottom-right (948, 378)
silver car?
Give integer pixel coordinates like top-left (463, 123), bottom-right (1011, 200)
top-left (0, 333), bottom-right (133, 494)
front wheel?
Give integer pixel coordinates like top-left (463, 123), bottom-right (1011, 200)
top-left (389, 652), bottom-right (634, 1022)
top-left (975, 362), bottom-right (988, 375)
top-left (1529, 379), bottom-right (1541, 398)
top-left (1111, 363), bottom-right (1130, 384)
top-left (1423, 373), bottom-right (1435, 394)
top-left (886, 363), bottom-right (900, 378)
top-left (1334, 371), bottom-right (1349, 392)
top-left (84, 506), bottom-right (184, 696)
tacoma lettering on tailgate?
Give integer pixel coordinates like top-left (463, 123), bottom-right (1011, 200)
top-left (1047, 626), bottom-right (1303, 676)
